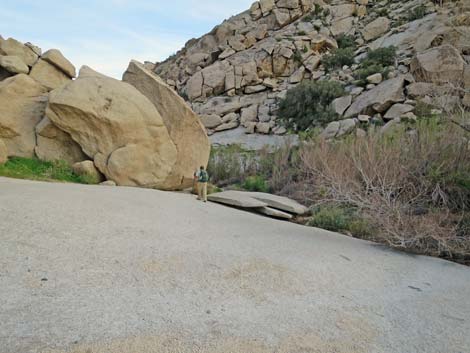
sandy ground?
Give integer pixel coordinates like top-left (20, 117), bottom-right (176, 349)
top-left (1, 177), bottom-right (469, 353)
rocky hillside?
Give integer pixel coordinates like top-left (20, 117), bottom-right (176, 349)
top-left (0, 36), bottom-right (210, 190)
top-left (153, 0), bottom-right (470, 144)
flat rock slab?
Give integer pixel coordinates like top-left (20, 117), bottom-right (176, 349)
top-left (1, 177), bottom-right (470, 353)
top-left (258, 206), bottom-right (293, 219)
top-left (208, 190), bottom-right (268, 208)
top-left (246, 191), bottom-right (308, 215)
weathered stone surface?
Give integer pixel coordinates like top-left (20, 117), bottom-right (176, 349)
top-left (410, 45), bottom-right (465, 84)
top-left (47, 66), bottom-right (178, 189)
top-left (208, 191), bottom-right (268, 208)
top-left (345, 77), bottom-right (405, 117)
top-left (332, 95), bottom-right (352, 116)
top-left (367, 73), bottom-right (382, 84)
top-left (361, 17), bottom-right (390, 41)
top-left (100, 180), bottom-right (117, 186)
top-left (199, 114), bottom-right (223, 129)
top-left (246, 192), bottom-right (308, 214)
top-left (35, 117), bottom-right (87, 164)
top-left (321, 121), bottom-right (340, 139)
top-left (0, 74), bottom-right (48, 157)
top-left (258, 206), bottom-right (293, 219)
top-left (42, 49), bottom-right (76, 78)
top-left (330, 4), bottom-right (356, 19)
top-left (331, 17), bottom-right (354, 37)
top-left (0, 56), bottom-right (29, 74)
top-left (29, 59), bottom-right (71, 90)
top-left (0, 38), bottom-right (38, 67)
top-left (384, 104), bottom-right (414, 120)
top-left (123, 60), bottom-right (210, 189)
top-left (72, 160), bottom-right (104, 183)
top-left (0, 139), bottom-right (7, 164)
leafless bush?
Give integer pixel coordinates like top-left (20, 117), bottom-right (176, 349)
top-left (298, 118), bottom-right (470, 263)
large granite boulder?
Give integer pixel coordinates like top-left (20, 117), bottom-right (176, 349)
top-left (122, 60), bottom-right (211, 189)
top-left (0, 56), bottom-right (29, 74)
top-left (344, 77), bottom-right (405, 117)
top-left (72, 160), bottom-right (104, 183)
top-left (41, 49), bottom-right (76, 78)
top-left (410, 45), bottom-right (465, 85)
top-left (47, 66), bottom-right (178, 188)
top-left (0, 74), bottom-right (48, 157)
top-left (35, 116), bottom-right (87, 164)
top-left (0, 38), bottom-right (39, 67)
top-left (361, 17), bottom-right (390, 41)
top-left (29, 59), bottom-right (72, 90)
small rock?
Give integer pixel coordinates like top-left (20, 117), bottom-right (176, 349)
top-left (100, 180), bottom-right (117, 186)
top-left (367, 73), bottom-right (383, 84)
top-left (358, 114), bottom-right (370, 123)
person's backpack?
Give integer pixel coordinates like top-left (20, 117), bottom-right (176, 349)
top-left (199, 170), bottom-right (209, 183)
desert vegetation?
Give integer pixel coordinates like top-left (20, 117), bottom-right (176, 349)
top-left (208, 113), bottom-right (470, 264)
top-left (0, 157), bottom-right (99, 184)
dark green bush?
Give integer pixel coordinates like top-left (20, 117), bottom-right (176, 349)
top-left (278, 81), bottom-right (345, 131)
top-left (242, 175), bottom-right (270, 193)
top-left (322, 48), bottom-right (355, 72)
top-left (354, 46), bottom-right (396, 86)
top-left (336, 34), bottom-right (357, 50)
top-left (362, 46), bottom-right (397, 67)
top-left (408, 5), bottom-right (427, 21)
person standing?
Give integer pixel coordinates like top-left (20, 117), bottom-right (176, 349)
top-left (197, 166), bottom-right (209, 202)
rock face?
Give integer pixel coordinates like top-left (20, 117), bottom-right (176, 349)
top-left (150, 0), bottom-right (470, 144)
top-left (122, 60), bottom-right (210, 189)
top-left (72, 160), bottom-right (104, 183)
top-left (35, 117), bottom-right (87, 164)
top-left (410, 45), bottom-right (465, 84)
top-left (0, 56), bottom-right (29, 74)
top-left (0, 74), bottom-right (48, 157)
top-left (29, 59), bottom-right (71, 90)
top-left (41, 49), bottom-right (76, 78)
top-left (344, 77), bottom-right (405, 117)
top-left (47, 67), bottom-right (178, 188)
top-left (0, 37), bottom-right (38, 67)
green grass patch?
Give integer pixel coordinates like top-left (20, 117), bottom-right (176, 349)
top-left (242, 175), bottom-right (270, 193)
top-left (0, 157), bottom-right (97, 184)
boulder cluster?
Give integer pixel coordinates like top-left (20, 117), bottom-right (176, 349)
top-left (153, 0), bottom-right (470, 141)
top-left (0, 36), bottom-right (210, 190)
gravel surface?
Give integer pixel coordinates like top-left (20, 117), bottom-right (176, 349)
top-left (1, 177), bottom-right (469, 353)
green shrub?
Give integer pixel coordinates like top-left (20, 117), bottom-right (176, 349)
top-left (336, 34), bottom-right (357, 50)
top-left (322, 48), bottom-right (355, 72)
top-left (362, 46), bottom-right (397, 67)
top-left (278, 81), bottom-right (345, 131)
top-left (308, 204), bottom-right (371, 236)
top-left (408, 5), bottom-right (427, 21)
top-left (207, 145), bottom-right (256, 186)
top-left (242, 175), bottom-right (270, 193)
top-left (0, 157), bottom-right (97, 184)
top-left (354, 46), bottom-right (396, 86)
top-left (293, 50), bottom-right (303, 63)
